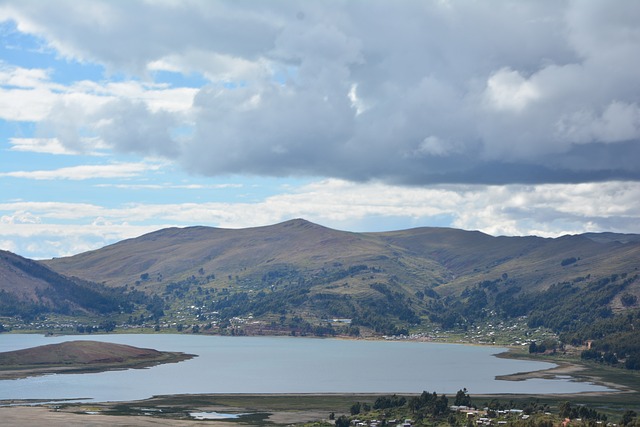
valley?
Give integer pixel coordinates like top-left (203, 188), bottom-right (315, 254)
top-left (1, 217), bottom-right (640, 426)
top-left (2, 219), bottom-right (640, 373)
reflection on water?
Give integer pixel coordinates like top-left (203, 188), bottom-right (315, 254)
top-left (190, 411), bottom-right (245, 420)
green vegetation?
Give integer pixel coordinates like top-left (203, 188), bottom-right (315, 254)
top-left (31, 391), bottom-right (640, 426)
top-left (3, 221), bottom-right (640, 383)
top-left (324, 389), bottom-right (639, 427)
top-left (576, 310), bottom-right (640, 370)
top-left (31, 220), bottom-right (639, 338)
top-left (0, 251), bottom-right (160, 323)
top-left (3, 223), bottom-right (640, 425)
top-left (428, 272), bottom-right (640, 370)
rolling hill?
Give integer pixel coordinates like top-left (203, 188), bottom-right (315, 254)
top-left (0, 250), bottom-right (149, 321)
top-left (36, 219), bottom-right (640, 336)
top-left (44, 219), bottom-right (639, 296)
top-left (2, 219), bottom-right (639, 338)
top-left (3, 218), bottom-right (640, 369)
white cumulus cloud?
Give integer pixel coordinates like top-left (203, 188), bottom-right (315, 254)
top-left (0, 1), bottom-right (638, 184)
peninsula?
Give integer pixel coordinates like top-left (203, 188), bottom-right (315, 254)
top-left (0, 340), bottom-right (195, 380)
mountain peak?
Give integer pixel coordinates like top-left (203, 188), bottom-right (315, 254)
top-left (279, 218), bottom-right (320, 228)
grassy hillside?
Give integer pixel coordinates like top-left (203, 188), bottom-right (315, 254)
top-left (44, 219), bottom-right (640, 295)
top-left (0, 341), bottom-right (164, 365)
top-left (36, 219), bottom-right (640, 339)
top-left (44, 220), bottom-right (423, 289)
top-left (370, 228), bottom-right (639, 295)
top-left (0, 250), bottom-right (159, 322)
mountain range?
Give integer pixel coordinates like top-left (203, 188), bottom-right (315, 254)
top-left (2, 219), bottom-right (639, 338)
top-left (43, 218), bottom-right (639, 297)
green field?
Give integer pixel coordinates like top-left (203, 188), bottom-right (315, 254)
top-left (7, 389), bottom-right (633, 426)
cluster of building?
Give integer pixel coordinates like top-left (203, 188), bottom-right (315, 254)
top-left (352, 418), bottom-right (413, 427)
top-left (450, 406), bottom-right (526, 425)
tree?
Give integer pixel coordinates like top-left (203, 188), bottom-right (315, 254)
top-left (454, 388), bottom-right (471, 407)
top-left (625, 356), bottom-right (640, 370)
top-left (541, 339), bottom-right (558, 353)
top-left (335, 415), bottom-right (350, 427)
top-left (559, 401), bottom-right (572, 418)
top-left (408, 396), bottom-right (421, 413)
top-left (100, 320), bottom-right (116, 332)
top-left (374, 394), bottom-right (406, 410)
top-left (621, 410), bottom-right (637, 426)
top-left (603, 351), bottom-right (618, 365)
top-left (621, 293), bottom-right (638, 307)
top-left (433, 394), bottom-right (449, 416)
top-left (350, 402), bottom-right (361, 415)
top-left (447, 414), bottom-right (458, 425)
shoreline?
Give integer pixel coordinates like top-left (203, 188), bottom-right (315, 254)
top-left (0, 339), bottom-right (196, 380)
top-left (1, 332), bottom-right (636, 397)
top-left (0, 351), bottom-right (194, 380)
top-left (494, 348), bottom-right (637, 396)
top-left (1, 390), bottom-right (640, 427)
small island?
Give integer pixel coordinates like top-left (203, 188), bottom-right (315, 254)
top-left (0, 340), bottom-right (195, 380)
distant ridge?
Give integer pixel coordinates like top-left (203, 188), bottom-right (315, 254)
top-left (0, 250), bottom-right (144, 320)
top-left (582, 232), bottom-right (640, 244)
top-left (43, 219), bottom-right (640, 296)
top-left (1, 219), bottom-right (638, 339)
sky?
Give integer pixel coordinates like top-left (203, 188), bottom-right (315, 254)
top-left (1, 0), bottom-right (640, 259)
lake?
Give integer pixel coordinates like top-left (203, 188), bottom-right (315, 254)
top-left (0, 334), bottom-right (612, 402)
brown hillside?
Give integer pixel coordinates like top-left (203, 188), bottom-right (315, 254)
top-left (369, 228), bottom-right (640, 293)
top-left (0, 341), bottom-right (195, 380)
top-left (0, 341), bottom-right (163, 366)
top-left (44, 219), bottom-right (418, 289)
top-left (43, 219), bottom-right (640, 298)
top-left (0, 250), bottom-right (129, 318)
top-left (0, 250), bottom-right (52, 301)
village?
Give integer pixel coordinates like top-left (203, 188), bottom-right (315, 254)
top-left (344, 403), bottom-right (613, 427)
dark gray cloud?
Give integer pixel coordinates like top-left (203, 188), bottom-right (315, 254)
top-left (96, 100), bottom-right (181, 158)
top-left (4, 0), bottom-right (640, 184)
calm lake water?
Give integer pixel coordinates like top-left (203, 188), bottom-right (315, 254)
top-left (0, 334), bottom-right (611, 402)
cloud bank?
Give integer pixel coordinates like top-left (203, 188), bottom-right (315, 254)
top-left (2, 179), bottom-right (640, 259)
top-left (2, 0), bottom-right (639, 185)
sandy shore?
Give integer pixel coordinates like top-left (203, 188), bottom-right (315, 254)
top-left (495, 351), bottom-right (636, 395)
top-left (0, 405), bottom-right (332, 427)
top-left (1, 384), bottom-right (637, 427)
top-left (0, 395), bottom-right (338, 426)
top-left (0, 353), bottom-right (194, 380)
top-left (496, 360), bottom-right (587, 381)
top-left (1, 345), bottom-right (636, 425)
top-left (0, 406), bottom-right (212, 427)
